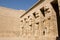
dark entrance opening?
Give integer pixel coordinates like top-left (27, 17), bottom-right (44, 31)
top-left (51, 0), bottom-right (60, 40)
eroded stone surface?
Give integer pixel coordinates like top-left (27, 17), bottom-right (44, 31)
top-left (20, 0), bottom-right (58, 40)
top-left (0, 0), bottom-right (59, 40)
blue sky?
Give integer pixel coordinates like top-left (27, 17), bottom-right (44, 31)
top-left (0, 0), bottom-right (38, 10)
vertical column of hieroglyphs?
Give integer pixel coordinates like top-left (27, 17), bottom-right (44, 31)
top-left (43, 3), bottom-right (58, 40)
top-left (32, 10), bottom-right (41, 40)
top-left (20, 14), bottom-right (35, 40)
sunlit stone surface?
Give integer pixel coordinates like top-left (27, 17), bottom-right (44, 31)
top-left (0, 0), bottom-right (59, 40)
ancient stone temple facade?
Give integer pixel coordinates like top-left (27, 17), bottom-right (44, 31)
top-left (20, 0), bottom-right (59, 40)
top-left (0, 0), bottom-right (59, 40)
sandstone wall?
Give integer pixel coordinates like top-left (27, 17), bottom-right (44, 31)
top-left (0, 0), bottom-right (59, 40)
top-left (20, 0), bottom-right (58, 40)
top-left (0, 7), bottom-right (25, 40)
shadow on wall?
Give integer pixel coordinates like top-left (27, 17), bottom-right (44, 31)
top-left (51, 0), bottom-right (60, 39)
